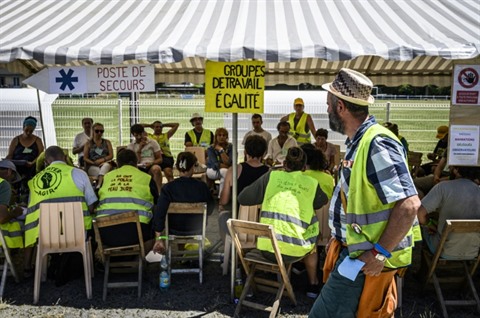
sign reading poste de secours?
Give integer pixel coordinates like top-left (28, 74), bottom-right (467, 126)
top-left (24, 64), bottom-right (155, 94)
top-left (205, 60), bottom-right (265, 113)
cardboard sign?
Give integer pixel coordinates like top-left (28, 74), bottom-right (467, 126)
top-left (205, 60), bottom-right (265, 113)
top-left (24, 64), bottom-right (155, 94)
top-left (452, 65), bottom-right (480, 106)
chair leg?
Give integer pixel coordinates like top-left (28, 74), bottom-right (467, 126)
top-left (463, 262), bottom-right (480, 314)
top-left (33, 253), bottom-right (44, 304)
top-left (137, 257), bottom-right (143, 299)
top-left (0, 259), bottom-right (8, 298)
top-left (81, 251), bottom-right (92, 299)
top-left (102, 255), bottom-right (111, 301)
top-left (87, 240), bottom-right (94, 278)
top-left (432, 273), bottom-right (449, 318)
top-left (199, 242), bottom-right (203, 284)
top-left (270, 280), bottom-right (286, 318)
top-left (222, 236), bottom-right (231, 276)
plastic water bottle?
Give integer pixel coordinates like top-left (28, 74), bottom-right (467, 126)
top-left (159, 255), bottom-right (170, 291)
top-left (233, 268), bottom-right (243, 303)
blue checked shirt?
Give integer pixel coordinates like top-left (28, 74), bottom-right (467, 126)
top-left (329, 116), bottom-right (417, 242)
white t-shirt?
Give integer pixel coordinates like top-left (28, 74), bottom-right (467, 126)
top-left (242, 130), bottom-right (272, 145)
top-left (265, 136), bottom-right (298, 163)
top-left (72, 132), bottom-right (90, 159)
top-left (127, 139), bottom-right (161, 164)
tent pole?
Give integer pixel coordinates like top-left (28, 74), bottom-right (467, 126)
top-left (118, 98), bottom-right (123, 146)
top-left (36, 89), bottom-right (47, 146)
top-left (230, 113), bottom-right (238, 301)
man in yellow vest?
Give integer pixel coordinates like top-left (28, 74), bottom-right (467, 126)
top-left (239, 147), bottom-right (328, 299)
top-left (0, 159), bottom-right (25, 249)
top-left (184, 113), bottom-right (214, 148)
top-left (24, 146), bottom-right (97, 251)
top-left (96, 149), bottom-right (158, 248)
top-left (309, 69), bottom-right (421, 318)
top-left (280, 98), bottom-right (316, 145)
top-left (141, 120), bottom-right (180, 182)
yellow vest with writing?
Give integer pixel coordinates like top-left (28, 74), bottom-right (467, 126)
top-left (288, 112), bottom-right (310, 144)
top-left (258, 171), bottom-right (319, 257)
top-left (96, 165), bottom-right (154, 224)
top-left (0, 178), bottom-right (24, 248)
top-left (24, 163), bottom-right (91, 247)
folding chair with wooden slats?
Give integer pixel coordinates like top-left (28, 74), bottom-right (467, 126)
top-left (423, 219), bottom-right (480, 318)
top-left (407, 151), bottom-right (423, 178)
top-left (0, 228), bottom-right (20, 299)
top-left (227, 219), bottom-right (297, 318)
top-left (166, 202), bottom-right (207, 284)
top-left (222, 204), bottom-right (261, 275)
top-left (34, 202), bottom-right (93, 304)
top-left (184, 147), bottom-right (207, 183)
top-left (93, 211), bottom-right (145, 301)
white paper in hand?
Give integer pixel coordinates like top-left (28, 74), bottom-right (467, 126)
top-left (338, 257), bottom-right (365, 281)
top-left (145, 250), bottom-right (163, 263)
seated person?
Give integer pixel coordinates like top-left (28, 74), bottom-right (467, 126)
top-left (301, 144), bottom-right (335, 200)
top-left (6, 116), bottom-right (44, 182)
top-left (96, 149), bottom-right (158, 249)
top-left (83, 123), bottom-right (113, 189)
top-left (239, 147), bottom-right (328, 299)
top-left (418, 166), bottom-right (480, 259)
top-left (414, 149), bottom-right (450, 198)
top-left (312, 128), bottom-right (337, 173)
top-left (127, 124), bottom-right (163, 193)
top-left (265, 121), bottom-right (298, 167)
top-left (218, 135), bottom-right (270, 242)
top-left (141, 120), bottom-right (180, 183)
top-left (383, 122), bottom-right (409, 152)
top-left (184, 113), bottom-right (214, 148)
top-left (152, 152), bottom-right (214, 254)
top-left (36, 149), bottom-right (74, 173)
top-left (0, 159), bottom-right (25, 249)
top-left (72, 117), bottom-right (93, 167)
top-left (206, 128), bottom-right (233, 197)
top-left (419, 125), bottom-right (448, 176)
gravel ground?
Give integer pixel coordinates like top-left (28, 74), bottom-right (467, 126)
top-left (1, 208), bottom-right (479, 318)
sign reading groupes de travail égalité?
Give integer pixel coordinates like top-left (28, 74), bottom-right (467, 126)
top-left (205, 60), bottom-right (265, 113)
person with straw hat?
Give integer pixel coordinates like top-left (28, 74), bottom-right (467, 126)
top-left (184, 113), bottom-right (214, 148)
top-left (309, 68), bottom-right (421, 318)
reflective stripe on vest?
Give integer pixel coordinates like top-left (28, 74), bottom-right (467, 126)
top-left (258, 171), bottom-right (319, 257)
top-left (347, 124), bottom-right (417, 268)
top-left (148, 133), bottom-right (172, 157)
top-left (187, 129), bottom-right (212, 148)
top-left (288, 112), bottom-right (310, 144)
top-left (24, 164), bottom-right (90, 247)
top-left (0, 221), bottom-right (24, 249)
top-left (96, 165), bottom-right (154, 224)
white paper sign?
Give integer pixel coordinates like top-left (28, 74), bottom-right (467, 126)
top-left (448, 125), bottom-right (479, 166)
top-left (452, 65), bottom-right (480, 106)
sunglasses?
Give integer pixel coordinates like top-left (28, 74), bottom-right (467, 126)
top-left (95, 130), bottom-right (104, 133)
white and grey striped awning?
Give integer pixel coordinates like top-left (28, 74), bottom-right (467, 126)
top-left (1, 0), bottom-right (479, 86)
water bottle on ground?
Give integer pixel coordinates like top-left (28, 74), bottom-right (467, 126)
top-left (233, 268), bottom-right (243, 303)
top-left (159, 255), bottom-right (170, 291)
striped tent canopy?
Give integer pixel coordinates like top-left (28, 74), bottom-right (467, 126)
top-left (1, 0), bottom-right (479, 87)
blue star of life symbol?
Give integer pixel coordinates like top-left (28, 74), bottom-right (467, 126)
top-left (55, 69), bottom-right (78, 91)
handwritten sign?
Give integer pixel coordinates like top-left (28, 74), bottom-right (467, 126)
top-left (107, 174), bottom-right (134, 192)
top-left (205, 60), bottom-right (265, 113)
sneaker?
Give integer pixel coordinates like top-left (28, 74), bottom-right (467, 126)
top-left (306, 283), bottom-right (320, 299)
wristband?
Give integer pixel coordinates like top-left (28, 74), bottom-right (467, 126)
top-left (426, 218), bottom-right (438, 227)
top-left (374, 242), bottom-right (392, 258)
top-left (155, 235), bottom-right (168, 241)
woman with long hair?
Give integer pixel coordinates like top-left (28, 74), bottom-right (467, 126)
top-left (83, 123), bottom-right (113, 189)
top-left (206, 127), bottom-right (233, 197)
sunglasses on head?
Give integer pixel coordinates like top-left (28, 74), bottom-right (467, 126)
top-left (95, 130), bottom-right (104, 133)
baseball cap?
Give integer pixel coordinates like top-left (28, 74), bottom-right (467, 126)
top-left (294, 98), bottom-right (304, 106)
top-left (0, 159), bottom-right (22, 183)
top-left (435, 125), bottom-right (449, 139)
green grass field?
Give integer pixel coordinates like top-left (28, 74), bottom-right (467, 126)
top-left (51, 96), bottom-right (450, 163)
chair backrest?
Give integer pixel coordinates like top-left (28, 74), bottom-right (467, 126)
top-left (407, 151), bottom-right (423, 177)
top-left (93, 211), bottom-right (145, 257)
top-left (227, 219), bottom-right (286, 270)
top-left (316, 200), bottom-right (331, 246)
top-left (333, 144), bottom-right (341, 169)
top-left (433, 219), bottom-right (480, 261)
top-left (185, 147), bottom-right (206, 165)
top-left (38, 202), bottom-right (86, 252)
top-left (166, 202), bottom-right (207, 236)
top-left (237, 204), bottom-right (261, 248)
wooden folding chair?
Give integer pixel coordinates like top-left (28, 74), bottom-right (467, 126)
top-left (185, 147), bottom-right (207, 183)
top-left (93, 211), bottom-right (145, 301)
top-left (407, 151), bottom-right (423, 178)
top-left (222, 204), bottom-right (261, 275)
top-left (34, 202), bottom-right (93, 304)
top-left (316, 200), bottom-right (331, 247)
top-left (227, 219), bottom-right (297, 318)
top-left (166, 202), bottom-right (207, 284)
top-left (423, 219), bottom-right (480, 318)
top-left (0, 229), bottom-right (20, 299)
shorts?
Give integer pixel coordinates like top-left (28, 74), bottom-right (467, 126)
top-left (160, 156), bottom-right (174, 170)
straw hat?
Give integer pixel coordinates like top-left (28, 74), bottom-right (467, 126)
top-left (436, 125), bottom-right (449, 139)
top-left (190, 113), bottom-right (204, 123)
top-left (0, 160), bottom-right (21, 183)
top-left (322, 68), bottom-right (375, 106)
